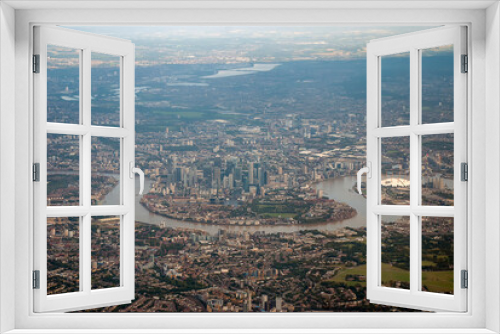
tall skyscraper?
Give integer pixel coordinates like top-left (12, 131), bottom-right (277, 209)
top-left (260, 294), bottom-right (268, 311)
top-left (214, 167), bottom-right (221, 187)
top-left (248, 162), bottom-right (254, 185)
top-left (234, 167), bottom-right (242, 182)
top-left (258, 167), bottom-right (264, 186)
top-left (175, 167), bottom-right (183, 183)
top-left (183, 167), bottom-right (189, 187)
top-left (276, 296), bottom-right (282, 312)
top-left (189, 167), bottom-right (197, 187)
top-left (246, 290), bottom-right (252, 312)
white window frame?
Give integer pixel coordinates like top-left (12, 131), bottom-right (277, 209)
top-left (32, 26), bottom-right (136, 312)
top-left (366, 26), bottom-right (468, 312)
top-left (0, 1), bottom-right (498, 333)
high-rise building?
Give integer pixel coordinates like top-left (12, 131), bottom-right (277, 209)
top-left (234, 167), bottom-right (242, 181)
top-left (183, 167), bottom-right (189, 187)
top-left (248, 162), bottom-right (254, 185)
top-left (258, 167), bottom-right (264, 186)
top-left (242, 175), bottom-right (249, 192)
top-left (189, 167), bottom-right (197, 187)
top-left (260, 294), bottom-right (268, 311)
top-left (276, 296), bottom-right (282, 312)
top-left (175, 167), bottom-right (183, 183)
top-left (214, 167), bottom-right (221, 187)
top-left (246, 290), bottom-right (252, 312)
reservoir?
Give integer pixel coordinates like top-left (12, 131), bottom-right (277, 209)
top-left (203, 63), bottom-right (281, 79)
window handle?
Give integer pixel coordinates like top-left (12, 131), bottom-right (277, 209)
top-left (129, 162), bottom-right (145, 195)
top-left (356, 162), bottom-right (371, 195)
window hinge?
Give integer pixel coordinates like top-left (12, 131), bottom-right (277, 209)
top-left (33, 163), bottom-right (40, 182)
top-left (461, 270), bottom-right (468, 289)
top-left (33, 270), bottom-right (40, 289)
top-left (33, 54), bottom-right (40, 73)
top-left (461, 162), bottom-right (468, 182)
top-left (461, 54), bottom-right (468, 73)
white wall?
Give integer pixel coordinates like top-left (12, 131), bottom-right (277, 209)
top-left (0, 2), bottom-right (16, 333)
top-left (4, 4), bottom-right (494, 332)
top-left (485, 2), bottom-right (500, 333)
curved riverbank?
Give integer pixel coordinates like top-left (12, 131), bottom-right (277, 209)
top-left (140, 194), bottom-right (357, 226)
top-left (104, 175), bottom-right (367, 235)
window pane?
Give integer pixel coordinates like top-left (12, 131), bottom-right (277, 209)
top-left (91, 53), bottom-right (121, 127)
top-left (47, 216), bottom-right (80, 295)
top-left (421, 217), bottom-right (454, 294)
top-left (91, 216), bottom-right (120, 290)
top-left (381, 52), bottom-right (410, 127)
top-left (47, 134), bottom-right (80, 206)
top-left (421, 45), bottom-right (454, 124)
top-left (91, 137), bottom-right (120, 205)
top-left (381, 215), bottom-right (410, 290)
top-left (422, 134), bottom-right (454, 206)
top-left (47, 45), bottom-right (80, 124)
top-left (381, 137), bottom-right (410, 205)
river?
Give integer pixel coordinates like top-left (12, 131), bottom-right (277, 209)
top-left (102, 175), bottom-right (367, 235)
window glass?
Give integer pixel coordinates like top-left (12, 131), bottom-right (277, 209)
top-left (381, 137), bottom-right (410, 205)
top-left (381, 216), bottom-right (410, 290)
top-left (421, 45), bottom-right (454, 124)
top-left (381, 52), bottom-right (410, 127)
top-left (421, 216), bottom-right (454, 294)
top-left (47, 45), bottom-right (80, 124)
top-left (91, 137), bottom-right (121, 206)
top-left (422, 134), bottom-right (454, 206)
top-left (91, 53), bottom-right (121, 127)
top-left (91, 216), bottom-right (121, 290)
top-left (47, 134), bottom-right (80, 206)
top-left (47, 217), bottom-right (80, 294)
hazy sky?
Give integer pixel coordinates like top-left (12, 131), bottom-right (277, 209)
top-left (69, 26), bottom-right (436, 63)
top-left (72, 26), bottom-right (432, 38)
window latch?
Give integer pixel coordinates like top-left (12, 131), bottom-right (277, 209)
top-left (129, 162), bottom-right (145, 195)
top-left (356, 162), bottom-right (371, 195)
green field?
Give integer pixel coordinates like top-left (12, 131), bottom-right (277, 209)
top-left (330, 264), bottom-right (409, 288)
top-left (137, 109), bottom-right (245, 133)
top-left (381, 264), bottom-right (410, 286)
top-left (152, 110), bottom-right (205, 119)
top-left (252, 201), bottom-right (305, 215)
top-left (330, 264), bottom-right (453, 293)
top-left (421, 260), bottom-right (436, 267)
top-left (330, 264), bottom-right (368, 287)
top-left (47, 174), bottom-right (78, 194)
top-left (422, 270), bottom-right (454, 294)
